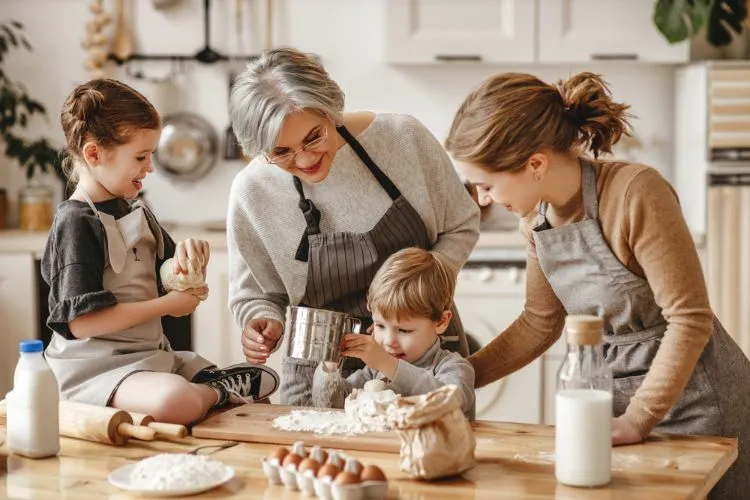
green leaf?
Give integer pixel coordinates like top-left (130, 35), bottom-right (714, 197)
top-left (1, 26), bottom-right (18, 47)
top-left (708, 0), bottom-right (748, 46)
top-left (10, 21), bottom-right (22, 29)
top-left (654, 0), bottom-right (712, 43)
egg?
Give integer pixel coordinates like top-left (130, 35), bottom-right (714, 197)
top-left (309, 446), bottom-right (329, 464)
top-left (360, 465), bottom-right (387, 482)
top-left (297, 458), bottom-right (321, 476)
top-left (344, 459), bottom-right (363, 476)
top-left (269, 446), bottom-right (289, 464)
top-left (282, 452), bottom-right (303, 469)
top-left (334, 471), bottom-right (361, 486)
top-left (317, 463), bottom-right (341, 479)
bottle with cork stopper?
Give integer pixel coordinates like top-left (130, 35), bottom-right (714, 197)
top-left (555, 314), bottom-right (613, 487)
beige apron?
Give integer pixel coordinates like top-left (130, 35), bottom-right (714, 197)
top-left (280, 124), bottom-right (469, 406)
top-left (532, 159), bottom-right (750, 499)
top-left (45, 190), bottom-right (212, 406)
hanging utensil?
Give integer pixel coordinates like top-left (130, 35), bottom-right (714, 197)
top-left (155, 113), bottom-right (219, 182)
top-left (111, 0), bottom-right (133, 63)
top-left (151, 0), bottom-right (182, 10)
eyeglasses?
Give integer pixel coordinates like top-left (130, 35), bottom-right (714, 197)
top-left (265, 124), bottom-right (329, 165)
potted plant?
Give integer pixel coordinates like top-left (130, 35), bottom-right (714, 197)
top-left (0, 20), bottom-right (65, 230)
top-left (654, 0), bottom-right (748, 47)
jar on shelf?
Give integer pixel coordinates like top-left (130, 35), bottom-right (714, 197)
top-left (18, 184), bottom-right (53, 231)
top-left (0, 188), bottom-right (8, 229)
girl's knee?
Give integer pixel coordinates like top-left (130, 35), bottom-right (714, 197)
top-left (148, 380), bottom-right (207, 425)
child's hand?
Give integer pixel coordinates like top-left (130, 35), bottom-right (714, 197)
top-left (174, 239), bottom-right (210, 275)
top-left (340, 334), bottom-right (398, 378)
top-left (163, 289), bottom-right (203, 317)
top-left (323, 361), bottom-right (339, 373)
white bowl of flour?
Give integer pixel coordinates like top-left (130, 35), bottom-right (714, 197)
top-left (108, 453), bottom-right (235, 497)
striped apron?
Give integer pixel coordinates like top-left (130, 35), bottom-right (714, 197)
top-left (532, 158), bottom-right (750, 499)
top-left (280, 124), bottom-right (469, 406)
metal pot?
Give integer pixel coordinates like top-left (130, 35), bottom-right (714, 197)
top-left (154, 112), bottom-right (218, 182)
top-left (285, 306), bottom-right (362, 363)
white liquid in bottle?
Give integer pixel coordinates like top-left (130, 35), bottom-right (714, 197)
top-left (7, 340), bottom-right (60, 459)
top-left (555, 389), bottom-right (612, 487)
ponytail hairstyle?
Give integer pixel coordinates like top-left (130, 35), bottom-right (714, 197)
top-left (445, 71), bottom-right (632, 172)
top-left (60, 78), bottom-right (160, 182)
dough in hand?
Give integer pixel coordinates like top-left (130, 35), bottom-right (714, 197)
top-left (364, 379), bottom-right (387, 393)
top-left (159, 257), bottom-right (208, 300)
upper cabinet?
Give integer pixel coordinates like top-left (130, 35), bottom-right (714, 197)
top-left (384, 0), bottom-right (536, 64)
top-left (384, 0), bottom-right (690, 64)
top-left (538, 0), bottom-right (690, 63)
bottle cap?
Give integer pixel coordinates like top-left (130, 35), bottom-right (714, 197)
top-left (565, 315), bottom-right (603, 345)
top-left (19, 340), bottom-right (44, 353)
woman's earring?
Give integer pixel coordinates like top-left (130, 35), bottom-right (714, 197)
top-left (534, 173), bottom-right (542, 182)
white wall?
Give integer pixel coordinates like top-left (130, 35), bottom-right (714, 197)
top-left (1, 0), bottom-right (676, 225)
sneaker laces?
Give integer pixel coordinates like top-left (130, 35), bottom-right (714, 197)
top-left (216, 373), bottom-right (255, 405)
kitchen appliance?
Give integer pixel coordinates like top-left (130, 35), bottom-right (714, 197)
top-left (675, 62), bottom-right (750, 358)
top-left (285, 306), bottom-right (362, 363)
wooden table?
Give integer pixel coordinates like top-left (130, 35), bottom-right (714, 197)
top-left (0, 420), bottom-right (737, 499)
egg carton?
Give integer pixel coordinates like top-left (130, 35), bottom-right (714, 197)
top-left (260, 441), bottom-right (388, 500)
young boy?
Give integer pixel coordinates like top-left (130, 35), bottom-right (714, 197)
top-left (311, 247), bottom-right (476, 419)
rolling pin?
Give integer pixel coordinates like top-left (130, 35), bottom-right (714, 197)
top-left (0, 399), bottom-right (155, 445)
top-left (129, 412), bottom-right (188, 438)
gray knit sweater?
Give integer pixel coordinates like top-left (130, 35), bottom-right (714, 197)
top-left (226, 113), bottom-right (480, 330)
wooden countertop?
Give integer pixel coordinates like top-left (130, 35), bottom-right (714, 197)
top-left (0, 419), bottom-right (736, 499)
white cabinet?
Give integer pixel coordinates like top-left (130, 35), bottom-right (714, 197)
top-left (454, 266), bottom-right (542, 423)
top-left (538, 0), bottom-right (689, 63)
top-left (384, 0), bottom-right (689, 64)
top-left (0, 253), bottom-right (37, 398)
top-left (384, 0), bottom-right (536, 63)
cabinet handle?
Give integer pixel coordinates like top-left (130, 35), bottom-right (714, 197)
top-left (590, 53), bottom-right (638, 61)
top-left (435, 54), bottom-right (483, 62)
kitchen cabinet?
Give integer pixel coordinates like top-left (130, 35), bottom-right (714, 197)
top-left (384, 0), bottom-right (689, 64)
top-left (538, 0), bottom-right (689, 63)
top-left (0, 252), bottom-right (37, 398)
top-left (383, 0), bottom-right (536, 64)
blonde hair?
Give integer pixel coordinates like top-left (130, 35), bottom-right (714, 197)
top-left (367, 248), bottom-right (455, 322)
top-left (445, 72), bottom-right (632, 172)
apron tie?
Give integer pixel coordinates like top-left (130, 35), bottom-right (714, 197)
top-left (293, 176), bottom-right (321, 262)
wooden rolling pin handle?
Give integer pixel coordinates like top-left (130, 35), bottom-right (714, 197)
top-left (117, 422), bottom-right (156, 441)
top-left (147, 422), bottom-right (188, 438)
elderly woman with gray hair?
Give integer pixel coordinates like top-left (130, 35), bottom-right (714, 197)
top-left (226, 47), bottom-right (480, 406)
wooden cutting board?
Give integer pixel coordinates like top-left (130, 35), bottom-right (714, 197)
top-left (191, 404), bottom-right (402, 453)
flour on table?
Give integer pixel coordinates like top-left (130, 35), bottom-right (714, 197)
top-left (272, 388), bottom-right (398, 435)
top-left (129, 453), bottom-right (228, 490)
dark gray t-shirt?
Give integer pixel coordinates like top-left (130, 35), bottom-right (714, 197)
top-left (41, 198), bottom-right (176, 339)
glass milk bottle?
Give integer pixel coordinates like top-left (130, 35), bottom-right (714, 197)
top-left (555, 315), bottom-right (613, 487)
top-left (7, 340), bottom-right (60, 458)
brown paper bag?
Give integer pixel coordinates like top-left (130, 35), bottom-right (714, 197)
top-left (387, 385), bottom-right (476, 480)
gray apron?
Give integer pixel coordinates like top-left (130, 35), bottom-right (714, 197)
top-left (45, 190), bottom-right (212, 407)
top-left (532, 158), bottom-right (750, 499)
top-left (280, 124), bottom-right (469, 406)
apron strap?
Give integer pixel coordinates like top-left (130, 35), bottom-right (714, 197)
top-left (537, 200), bottom-right (548, 226)
top-left (580, 158), bottom-right (599, 220)
top-left (293, 176), bottom-right (322, 262)
top-left (292, 123), bottom-right (402, 262)
top-left (336, 125), bottom-right (401, 201)
top-left (77, 187), bottom-right (101, 218)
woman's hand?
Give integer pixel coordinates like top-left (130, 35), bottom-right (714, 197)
top-left (174, 239), bottom-right (210, 275)
top-left (162, 289), bottom-right (204, 317)
top-left (612, 415), bottom-right (644, 446)
top-left (340, 334), bottom-right (398, 378)
top-left (242, 318), bottom-right (283, 364)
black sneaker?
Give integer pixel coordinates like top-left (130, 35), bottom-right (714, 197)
top-left (192, 363), bottom-right (280, 406)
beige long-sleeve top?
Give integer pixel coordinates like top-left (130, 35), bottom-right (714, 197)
top-left (469, 160), bottom-right (713, 437)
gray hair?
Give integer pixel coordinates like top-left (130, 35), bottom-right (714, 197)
top-left (229, 47), bottom-right (346, 158)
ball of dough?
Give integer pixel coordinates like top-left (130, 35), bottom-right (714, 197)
top-left (363, 379), bottom-right (387, 393)
top-left (159, 257), bottom-right (207, 300)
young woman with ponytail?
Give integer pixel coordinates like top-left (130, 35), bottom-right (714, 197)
top-left (446, 72), bottom-right (750, 499)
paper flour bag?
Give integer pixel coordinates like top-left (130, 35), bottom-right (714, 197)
top-left (387, 385), bottom-right (476, 480)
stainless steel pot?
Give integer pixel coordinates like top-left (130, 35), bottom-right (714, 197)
top-left (285, 306), bottom-right (362, 363)
top-left (154, 112), bottom-right (218, 182)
